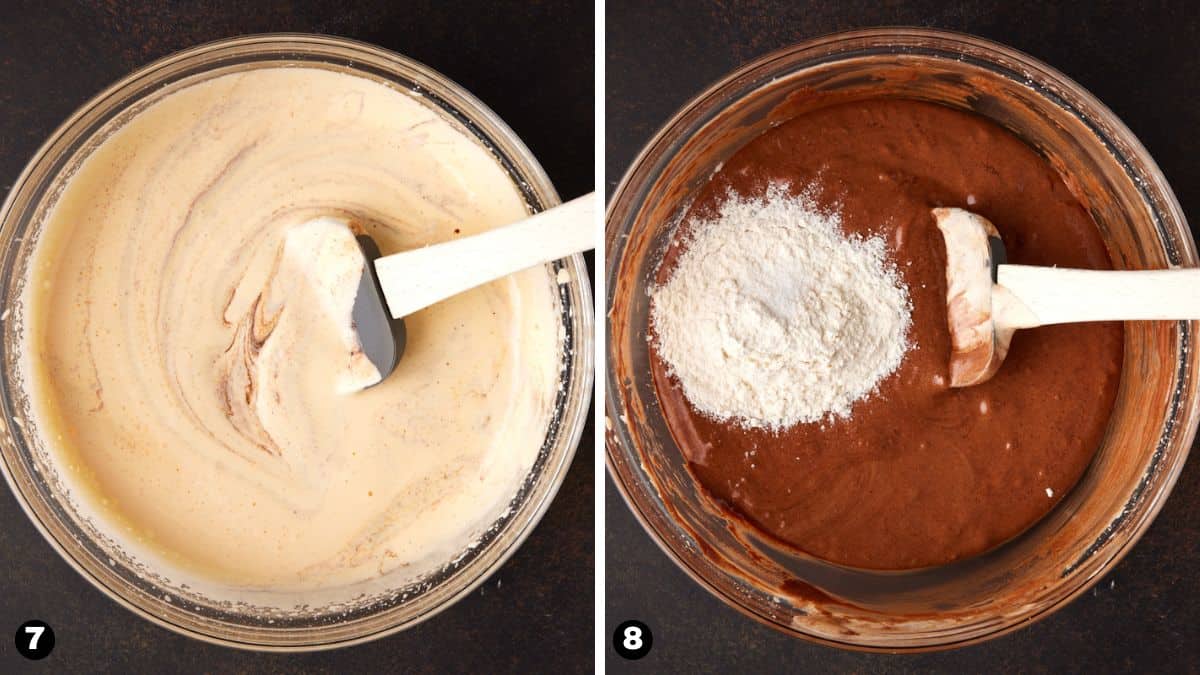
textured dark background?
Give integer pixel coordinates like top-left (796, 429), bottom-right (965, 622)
top-left (0, 1), bottom-right (593, 673)
top-left (606, 1), bottom-right (1199, 673)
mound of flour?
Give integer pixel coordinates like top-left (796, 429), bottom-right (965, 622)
top-left (651, 185), bottom-right (911, 430)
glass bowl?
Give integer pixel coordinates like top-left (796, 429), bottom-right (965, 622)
top-left (606, 27), bottom-right (1197, 652)
top-left (0, 34), bottom-right (593, 651)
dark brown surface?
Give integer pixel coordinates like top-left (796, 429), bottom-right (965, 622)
top-left (608, 0), bottom-right (1200, 672)
top-left (650, 99), bottom-right (1123, 570)
top-left (0, 1), bottom-right (593, 672)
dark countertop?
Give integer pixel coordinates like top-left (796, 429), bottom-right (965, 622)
top-left (0, 1), bottom-right (593, 672)
top-left (606, 1), bottom-right (1199, 673)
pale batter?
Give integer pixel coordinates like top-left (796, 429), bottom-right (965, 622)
top-left (19, 67), bottom-right (562, 590)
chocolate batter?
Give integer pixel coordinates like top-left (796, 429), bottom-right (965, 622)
top-left (650, 99), bottom-right (1123, 570)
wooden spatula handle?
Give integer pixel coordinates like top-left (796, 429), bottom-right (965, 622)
top-left (998, 264), bottom-right (1200, 327)
top-left (374, 192), bottom-right (596, 319)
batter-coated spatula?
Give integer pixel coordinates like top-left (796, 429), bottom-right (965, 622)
top-left (935, 207), bottom-right (1200, 387)
top-left (353, 192), bottom-right (596, 384)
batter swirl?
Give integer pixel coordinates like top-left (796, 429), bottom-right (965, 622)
top-left (20, 67), bottom-right (561, 590)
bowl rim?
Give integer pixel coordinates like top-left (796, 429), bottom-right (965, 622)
top-left (0, 32), bottom-right (594, 651)
top-left (604, 25), bottom-right (1197, 652)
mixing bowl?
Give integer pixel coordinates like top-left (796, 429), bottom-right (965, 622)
top-left (606, 27), bottom-right (1197, 651)
top-left (0, 34), bottom-right (593, 650)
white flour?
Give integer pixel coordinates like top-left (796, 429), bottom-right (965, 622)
top-left (651, 185), bottom-right (911, 430)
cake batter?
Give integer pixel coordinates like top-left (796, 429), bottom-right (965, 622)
top-left (20, 67), bottom-right (562, 590)
top-left (650, 99), bottom-right (1123, 570)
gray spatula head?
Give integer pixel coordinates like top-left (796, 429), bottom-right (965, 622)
top-left (353, 234), bottom-right (406, 384)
